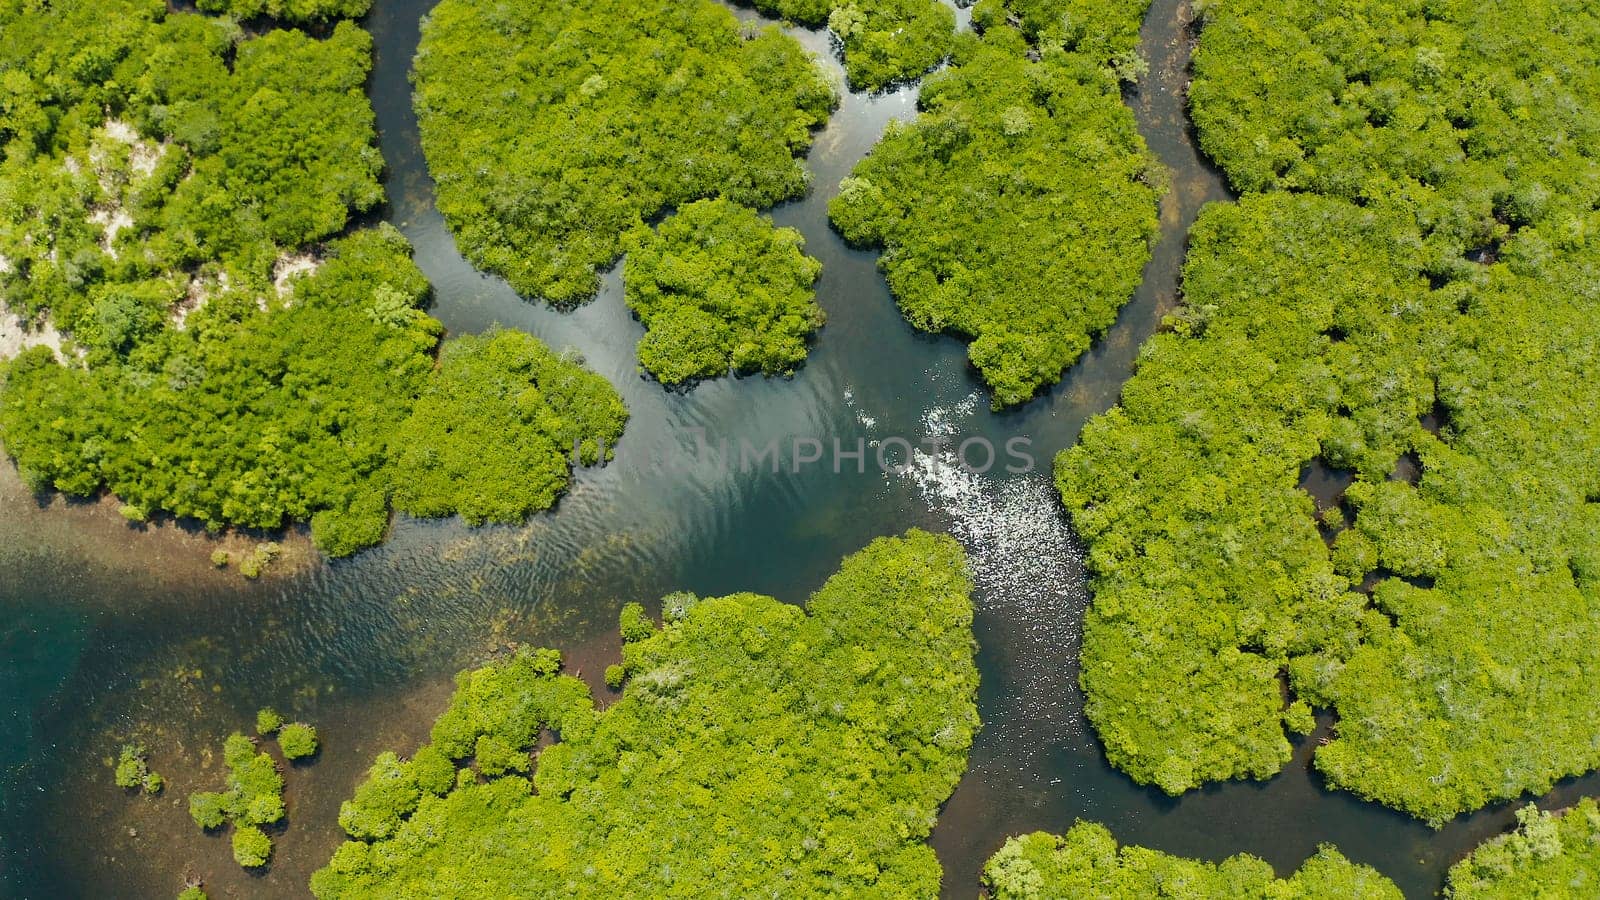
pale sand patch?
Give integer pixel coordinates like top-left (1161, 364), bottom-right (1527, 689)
top-left (0, 310), bottom-right (67, 362)
top-left (272, 251), bottom-right (320, 299)
top-left (173, 271), bottom-right (230, 330)
top-left (0, 254), bottom-right (10, 275)
top-left (88, 207), bottom-right (134, 258)
top-left (100, 118), bottom-right (165, 178)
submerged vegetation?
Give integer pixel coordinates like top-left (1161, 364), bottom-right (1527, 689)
top-left (1446, 800), bottom-right (1600, 898)
top-left (832, 0), bottom-right (1160, 407)
top-left (311, 531), bottom-right (979, 897)
top-left (623, 198), bottom-right (823, 385)
top-left (1058, 0), bottom-right (1600, 822)
top-left (0, 1), bottom-right (626, 558)
top-left (413, 0), bottom-right (836, 305)
top-left (984, 823), bottom-right (1401, 898)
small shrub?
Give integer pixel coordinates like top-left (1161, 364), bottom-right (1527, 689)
top-left (231, 825), bottom-right (272, 868)
top-left (256, 708), bottom-right (283, 736)
top-left (279, 722), bottom-right (319, 760)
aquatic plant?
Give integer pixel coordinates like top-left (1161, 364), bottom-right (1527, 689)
top-left (278, 722), bottom-right (318, 761)
top-left (188, 732), bottom-right (285, 868)
top-left (114, 743), bottom-right (162, 795)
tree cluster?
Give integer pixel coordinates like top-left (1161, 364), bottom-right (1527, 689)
top-left (831, 1), bottom-right (1160, 407)
top-left (390, 329), bottom-right (628, 525)
top-left (1056, 0), bottom-right (1600, 823)
top-left (1445, 800), bottom-right (1600, 898)
top-left (740, 0), bottom-right (956, 91)
top-left (311, 531), bottom-right (980, 897)
top-left (188, 733), bottom-right (285, 869)
top-left (984, 822), bottom-right (1401, 899)
top-left (0, 1), bottom-right (629, 558)
top-left (623, 198), bottom-right (824, 386)
top-left (412, 0), bottom-right (837, 305)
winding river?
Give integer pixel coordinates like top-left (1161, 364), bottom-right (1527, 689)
top-left (2, 1), bottom-right (1596, 896)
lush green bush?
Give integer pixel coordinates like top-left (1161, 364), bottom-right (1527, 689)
top-left (231, 825), bottom-right (273, 868)
top-left (311, 531), bottom-right (978, 897)
top-left (1190, 0), bottom-right (1600, 267)
top-left (177, 886), bottom-right (208, 900)
top-left (413, 0), bottom-right (836, 304)
top-left (984, 823), bottom-right (1400, 898)
top-left (832, 6), bottom-right (1159, 407)
top-left (623, 198), bottom-right (823, 385)
top-left (255, 709), bottom-right (283, 736)
top-left (114, 743), bottom-right (162, 794)
top-left (1446, 800), bottom-right (1600, 898)
top-left (278, 722), bottom-right (318, 760)
top-left (389, 329), bottom-right (627, 526)
top-left (1056, 0), bottom-right (1600, 822)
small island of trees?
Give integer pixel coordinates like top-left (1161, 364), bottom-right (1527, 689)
top-left (984, 823), bottom-right (1401, 899)
top-left (310, 531), bottom-right (979, 897)
top-left (832, 0), bottom-right (1161, 407)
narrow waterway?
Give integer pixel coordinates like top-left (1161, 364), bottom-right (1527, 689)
top-left (2, 1), bottom-right (1597, 897)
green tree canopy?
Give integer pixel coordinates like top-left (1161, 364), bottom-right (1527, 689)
top-left (832, 4), bottom-right (1159, 407)
top-left (623, 198), bottom-right (824, 386)
top-left (0, 1), bottom-right (629, 558)
top-left (1056, 0), bottom-right (1600, 823)
top-left (311, 530), bottom-right (979, 897)
top-left (985, 823), bottom-right (1400, 899)
top-left (390, 329), bottom-right (627, 526)
top-left (1446, 800), bottom-right (1600, 898)
top-left (413, 0), bottom-right (837, 305)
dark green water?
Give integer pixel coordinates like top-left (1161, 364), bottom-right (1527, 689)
top-left (2, 1), bottom-right (1595, 896)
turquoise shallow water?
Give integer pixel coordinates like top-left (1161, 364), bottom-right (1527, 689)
top-left (2, 1), bottom-right (1595, 896)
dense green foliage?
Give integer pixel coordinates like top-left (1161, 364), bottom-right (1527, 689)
top-left (1446, 800), bottom-right (1600, 898)
top-left (278, 722), bottom-right (318, 760)
top-left (189, 733), bottom-right (285, 867)
top-left (231, 825), bottom-right (272, 868)
top-left (195, 0), bottom-right (371, 21)
top-left (312, 531), bottom-right (979, 897)
top-left (113, 743), bottom-right (162, 794)
top-left (622, 198), bottom-right (823, 385)
top-left (1057, 0), bottom-right (1600, 822)
top-left (413, 0), bottom-right (836, 305)
top-left (1, 228), bottom-right (436, 555)
top-left (984, 822), bottom-right (1401, 898)
top-left (390, 329), bottom-right (627, 525)
top-left (255, 708), bottom-right (283, 736)
top-left (0, 8), bottom-right (381, 333)
top-left (832, 2), bottom-right (1159, 407)
top-left (741, 0), bottom-right (955, 90)
top-left (0, 1), bottom-right (628, 557)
